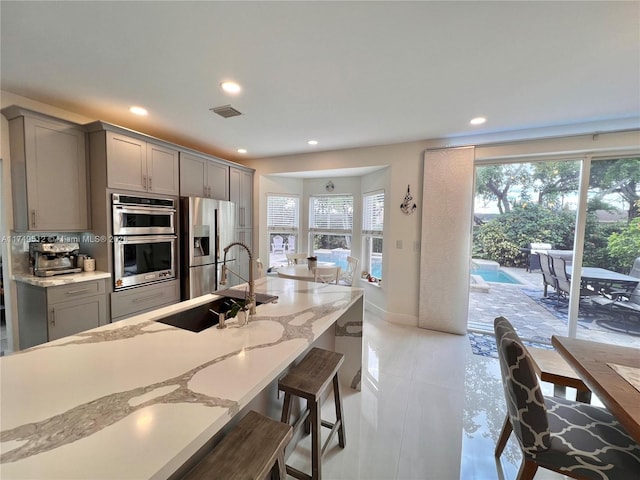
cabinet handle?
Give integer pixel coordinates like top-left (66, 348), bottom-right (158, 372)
top-left (66, 288), bottom-right (90, 295)
top-left (149, 177), bottom-right (153, 191)
top-left (50, 308), bottom-right (56, 327)
top-left (143, 175), bottom-right (147, 190)
top-left (206, 186), bottom-right (211, 197)
top-left (31, 210), bottom-right (37, 228)
top-left (240, 207), bottom-right (245, 226)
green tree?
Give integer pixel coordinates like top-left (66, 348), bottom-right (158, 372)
top-left (590, 158), bottom-right (640, 220)
top-left (476, 165), bottom-right (531, 214)
top-left (531, 161), bottom-right (580, 208)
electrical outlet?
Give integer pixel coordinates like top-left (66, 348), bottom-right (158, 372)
top-left (414, 241), bottom-right (421, 252)
top-left (396, 240), bottom-right (403, 249)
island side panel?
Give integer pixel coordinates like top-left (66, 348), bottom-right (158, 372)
top-left (335, 294), bottom-right (364, 391)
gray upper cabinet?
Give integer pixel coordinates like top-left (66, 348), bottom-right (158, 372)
top-left (179, 152), bottom-right (229, 200)
top-left (2, 107), bottom-right (89, 232)
top-left (106, 132), bottom-right (179, 195)
top-left (229, 167), bottom-right (253, 228)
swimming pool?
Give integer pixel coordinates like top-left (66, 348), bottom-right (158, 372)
top-left (471, 268), bottom-right (521, 284)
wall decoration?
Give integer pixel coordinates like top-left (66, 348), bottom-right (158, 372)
top-left (400, 184), bottom-right (417, 215)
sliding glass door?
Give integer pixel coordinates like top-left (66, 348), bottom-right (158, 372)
top-left (468, 156), bottom-right (640, 349)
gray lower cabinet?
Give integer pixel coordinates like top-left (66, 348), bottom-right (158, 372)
top-left (111, 280), bottom-right (180, 322)
top-left (17, 279), bottom-right (107, 349)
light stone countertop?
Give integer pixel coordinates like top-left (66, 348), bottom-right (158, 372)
top-left (13, 271), bottom-right (112, 287)
top-left (0, 277), bottom-right (364, 479)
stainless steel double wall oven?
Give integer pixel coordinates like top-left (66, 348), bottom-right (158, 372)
top-left (112, 193), bottom-right (177, 290)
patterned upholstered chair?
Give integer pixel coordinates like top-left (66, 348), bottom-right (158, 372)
top-left (493, 317), bottom-right (640, 480)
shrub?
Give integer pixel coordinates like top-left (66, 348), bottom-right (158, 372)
top-left (607, 218), bottom-right (640, 272)
top-left (474, 204), bottom-right (575, 266)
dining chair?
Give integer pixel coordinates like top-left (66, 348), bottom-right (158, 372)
top-left (286, 253), bottom-right (307, 265)
top-left (314, 266), bottom-right (341, 284)
top-left (493, 316), bottom-right (640, 480)
top-left (255, 258), bottom-right (264, 278)
top-left (340, 256), bottom-right (359, 286)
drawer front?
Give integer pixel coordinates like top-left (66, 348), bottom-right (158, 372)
top-left (48, 280), bottom-right (106, 305)
top-left (111, 280), bottom-right (179, 320)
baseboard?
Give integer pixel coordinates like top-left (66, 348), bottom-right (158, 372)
top-left (364, 301), bottom-right (417, 327)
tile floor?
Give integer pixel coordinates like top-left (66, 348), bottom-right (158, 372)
top-left (286, 310), bottom-right (573, 480)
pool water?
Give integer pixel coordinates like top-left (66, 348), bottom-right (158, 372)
top-left (315, 253), bottom-right (382, 279)
top-left (472, 268), bottom-right (521, 284)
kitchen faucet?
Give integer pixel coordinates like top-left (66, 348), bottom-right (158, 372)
top-left (219, 241), bottom-right (256, 316)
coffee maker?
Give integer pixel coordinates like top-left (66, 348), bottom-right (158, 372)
top-left (30, 242), bottom-right (82, 277)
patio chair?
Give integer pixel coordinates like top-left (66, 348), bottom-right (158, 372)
top-left (287, 235), bottom-right (296, 252)
top-left (592, 257), bottom-right (640, 325)
top-left (286, 253), bottom-right (307, 265)
top-left (314, 266), bottom-right (341, 284)
top-left (493, 316), bottom-right (640, 480)
top-left (549, 256), bottom-right (598, 306)
top-left (340, 256), bottom-right (359, 286)
top-left (271, 235), bottom-right (285, 254)
top-left (538, 253), bottom-right (557, 299)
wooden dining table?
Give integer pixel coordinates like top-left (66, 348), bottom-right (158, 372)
top-left (551, 335), bottom-right (640, 443)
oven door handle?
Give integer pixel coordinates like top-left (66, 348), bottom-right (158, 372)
top-left (114, 235), bottom-right (177, 244)
top-left (114, 206), bottom-right (176, 215)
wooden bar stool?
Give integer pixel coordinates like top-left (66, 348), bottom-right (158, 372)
top-left (184, 410), bottom-right (292, 480)
top-left (279, 347), bottom-right (346, 480)
top-left (526, 346), bottom-right (592, 403)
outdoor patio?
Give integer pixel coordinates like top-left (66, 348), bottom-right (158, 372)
top-left (468, 266), bottom-right (640, 350)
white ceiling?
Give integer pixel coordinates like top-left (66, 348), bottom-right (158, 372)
top-left (1, 1), bottom-right (639, 162)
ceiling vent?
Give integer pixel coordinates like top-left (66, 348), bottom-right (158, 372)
top-left (210, 105), bottom-right (242, 118)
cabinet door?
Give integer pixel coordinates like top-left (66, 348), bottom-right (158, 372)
top-left (229, 167), bottom-right (253, 228)
top-left (48, 295), bottom-right (106, 341)
top-left (24, 117), bottom-right (88, 231)
top-left (179, 153), bottom-right (207, 197)
top-left (106, 132), bottom-right (147, 192)
top-left (206, 161), bottom-right (229, 200)
top-left (147, 143), bottom-right (179, 196)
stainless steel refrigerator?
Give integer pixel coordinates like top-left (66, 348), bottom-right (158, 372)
top-left (180, 197), bottom-right (235, 300)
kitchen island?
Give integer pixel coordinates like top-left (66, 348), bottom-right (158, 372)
top-left (0, 277), bottom-right (364, 479)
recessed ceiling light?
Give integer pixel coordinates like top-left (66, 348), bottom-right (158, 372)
top-left (237, 148), bottom-right (247, 154)
top-left (220, 81), bottom-right (241, 94)
top-left (307, 140), bottom-right (318, 145)
top-left (470, 117), bottom-right (486, 125)
top-left (129, 106), bottom-right (148, 116)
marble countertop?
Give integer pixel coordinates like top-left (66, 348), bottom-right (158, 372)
top-left (13, 271), bottom-right (112, 287)
top-left (0, 277), bottom-right (363, 479)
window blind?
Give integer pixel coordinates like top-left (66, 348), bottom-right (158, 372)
top-left (363, 191), bottom-right (384, 235)
top-left (309, 195), bottom-right (353, 232)
top-left (267, 195), bottom-right (299, 232)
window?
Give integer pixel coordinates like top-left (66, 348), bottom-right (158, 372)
top-left (267, 194), bottom-right (299, 267)
top-left (309, 195), bottom-right (353, 269)
top-left (363, 191), bottom-right (384, 279)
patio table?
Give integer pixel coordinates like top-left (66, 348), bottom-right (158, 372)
top-left (566, 266), bottom-right (639, 295)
